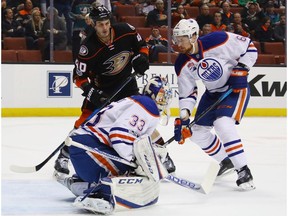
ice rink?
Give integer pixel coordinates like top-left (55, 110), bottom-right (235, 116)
top-left (2, 117), bottom-right (287, 216)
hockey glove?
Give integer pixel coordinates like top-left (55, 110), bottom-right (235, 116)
top-left (174, 118), bottom-right (192, 145)
top-left (82, 84), bottom-right (108, 106)
top-left (228, 63), bottom-right (249, 93)
top-left (131, 53), bottom-right (149, 76)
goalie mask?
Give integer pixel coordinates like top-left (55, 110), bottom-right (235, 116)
top-left (143, 76), bottom-right (172, 115)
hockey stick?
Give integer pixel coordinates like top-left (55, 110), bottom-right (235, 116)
top-left (67, 138), bottom-right (219, 194)
top-left (10, 72), bottom-right (138, 173)
top-left (163, 88), bottom-right (233, 146)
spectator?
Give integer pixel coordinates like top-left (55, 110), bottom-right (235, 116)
top-left (211, 11), bottom-right (227, 32)
top-left (139, 0), bottom-right (156, 16)
top-left (273, 14), bottom-right (285, 42)
top-left (54, 0), bottom-right (73, 48)
top-left (232, 12), bottom-right (250, 37)
top-left (172, 4), bottom-right (190, 27)
top-left (25, 8), bottom-right (43, 49)
top-left (16, 0), bottom-right (37, 27)
top-left (42, 7), bottom-right (67, 61)
top-left (264, 3), bottom-right (280, 26)
top-left (220, 1), bottom-right (234, 26)
top-left (145, 27), bottom-right (171, 62)
top-left (69, 0), bottom-right (94, 61)
top-left (196, 4), bottom-right (213, 30)
top-left (241, 2), bottom-right (265, 37)
top-left (254, 16), bottom-right (274, 42)
top-left (200, 23), bottom-right (212, 36)
top-left (146, 0), bottom-right (168, 28)
top-left (2, 0), bottom-right (7, 18)
top-left (2, 7), bottom-right (25, 37)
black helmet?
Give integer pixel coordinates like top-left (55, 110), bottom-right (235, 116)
top-left (89, 5), bottom-right (111, 22)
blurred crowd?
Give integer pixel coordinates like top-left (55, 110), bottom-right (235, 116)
top-left (1, 0), bottom-right (286, 63)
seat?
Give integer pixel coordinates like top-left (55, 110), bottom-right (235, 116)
top-left (122, 16), bottom-right (146, 28)
top-left (159, 28), bottom-right (173, 39)
top-left (184, 6), bottom-right (199, 18)
top-left (229, 7), bottom-right (244, 14)
top-left (1, 50), bottom-right (18, 63)
top-left (255, 54), bottom-right (276, 65)
top-left (263, 42), bottom-right (285, 55)
top-left (209, 7), bottom-right (220, 15)
top-left (53, 50), bottom-right (73, 63)
top-left (17, 50), bottom-right (42, 63)
top-left (157, 52), bottom-right (178, 64)
top-left (274, 55), bottom-right (286, 65)
top-left (252, 41), bottom-right (262, 54)
top-left (3, 37), bottom-right (27, 50)
top-left (115, 5), bottom-right (137, 21)
top-left (274, 7), bottom-right (285, 15)
top-left (136, 27), bottom-right (152, 40)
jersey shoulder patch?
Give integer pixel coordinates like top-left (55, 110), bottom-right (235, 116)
top-left (174, 53), bottom-right (191, 76)
top-left (199, 31), bottom-right (229, 52)
top-left (130, 95), bottom-right (159, 117)
top-left (113, 23), bottom-right (136, 36)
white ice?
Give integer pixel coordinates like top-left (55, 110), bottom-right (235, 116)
top-left (2, 117), bottom-right (287, 216)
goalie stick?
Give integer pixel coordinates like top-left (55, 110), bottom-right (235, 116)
top-left (163, 88), bottom-right (233, 146)
top-left (66, 138), bottom-right (219, 194)
top-left (10, 72), bottom-right (138, 173)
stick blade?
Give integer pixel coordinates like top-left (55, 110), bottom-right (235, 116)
top-left (200, 162), bottom-right (220, 194)
top-left (10, 165), bottom-right (36, 173)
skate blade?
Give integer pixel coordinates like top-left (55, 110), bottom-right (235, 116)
top-left (238, 181), bottom-right (256, 191)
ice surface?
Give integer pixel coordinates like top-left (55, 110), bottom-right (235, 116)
top-left (2, 117), bottom-right (287, 216)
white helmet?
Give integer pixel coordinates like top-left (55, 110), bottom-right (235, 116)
top-left (173, 18), bottom-right (199, 44)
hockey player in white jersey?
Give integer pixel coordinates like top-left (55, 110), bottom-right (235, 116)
top-left (56, 76), bottom-right (172, 214)
top-left (172, 18), bottom-right (257, 190)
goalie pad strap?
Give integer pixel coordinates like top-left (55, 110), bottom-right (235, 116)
top-left (133, 135), bottom-right (168, 182)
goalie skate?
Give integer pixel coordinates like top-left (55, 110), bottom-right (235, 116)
top-left (73, 196), bottom-right (114, 215)
top-left (54, 156), bottom-right (69, 175)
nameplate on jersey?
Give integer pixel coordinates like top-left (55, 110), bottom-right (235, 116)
top-left (197, 58), bottom-right (223, 82)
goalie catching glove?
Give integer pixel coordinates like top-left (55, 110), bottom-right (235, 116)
top-left (228, 62), bottom-right (249, 93)
top-left (131, 53), bottom-right (149, 76)
top-left (81, 84), bottom-right (108, 106)
top-left (174, 118), bottom-right (192, 144)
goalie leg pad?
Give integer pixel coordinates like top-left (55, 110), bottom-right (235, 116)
top-left (133, 135), bottom-right (168, 182)
top-left (101, 176), bottom-right (160, 211)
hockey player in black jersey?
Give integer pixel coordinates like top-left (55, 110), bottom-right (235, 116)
top-left (54, 5), bottom-right (176, 177)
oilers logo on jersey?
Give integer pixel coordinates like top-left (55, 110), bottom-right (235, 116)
top-left (197, 58), bottom-right (223, 82)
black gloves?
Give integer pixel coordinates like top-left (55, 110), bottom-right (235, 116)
top-left (131, 53), bottom-right (149, 76)
top-left (82, 84), bottom-right (108, 106)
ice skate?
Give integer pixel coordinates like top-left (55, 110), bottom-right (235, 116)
top-left (54, 156), bottom-right (69, 174)
top-left (236, 165), bottom-right (255, 190)
top-left (217, 157), bottom-right (235, 177)
top-left (54, 146), bottom-right (70, 175)
top-left (163, 153), bottom-right (176, 174)
top-left (73, 196), bottom-right (114, 215)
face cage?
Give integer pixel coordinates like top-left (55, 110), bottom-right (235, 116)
top-left (155, 87), bottom-right (173, 113)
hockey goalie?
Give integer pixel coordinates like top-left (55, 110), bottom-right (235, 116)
top-left (54, 76), bottom-right (172, 214)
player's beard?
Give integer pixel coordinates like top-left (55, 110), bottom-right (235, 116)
top-left (178, 43), bottom-right (193, 54)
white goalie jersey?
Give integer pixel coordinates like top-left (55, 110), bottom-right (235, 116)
top-left (174, 31), bottom-right (258, 111)
top-left (71, 95), bottom-right (160, 161)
